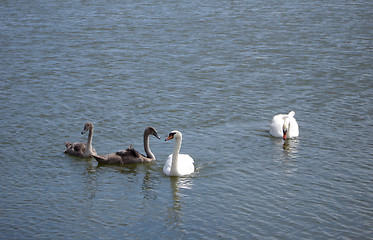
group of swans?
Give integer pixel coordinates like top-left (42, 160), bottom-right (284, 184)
top-left (65, 124), bottom-right (194, 177)
top-left (65, 111), bottom-right (299, 177)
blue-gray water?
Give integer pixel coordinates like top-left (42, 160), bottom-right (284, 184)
top-left (1, 0), bottom-right (372, 239)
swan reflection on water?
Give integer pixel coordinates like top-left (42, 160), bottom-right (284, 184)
top-left (282, 139), bottom-right (299, 159)
top-left (271, 136), bottom-right (299, 159)
top-left (280, 140), bottom-right (301, 181)
top-left (167, 177), bottom-right (194, 226)
top-left (270, 137), bottom-right (300, 177)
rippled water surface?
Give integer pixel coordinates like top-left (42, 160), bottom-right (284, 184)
top-left (1, 0), bottom-right (372, 239)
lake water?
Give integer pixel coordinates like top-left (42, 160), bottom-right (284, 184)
top-left (1, 0), bottom-right (372, 239)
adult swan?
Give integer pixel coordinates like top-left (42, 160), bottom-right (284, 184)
top-left (65, 122), bottom-right (97, 157)
top-left (93, 126), bottom-right (160, 164)
top-left (269, 111), bottom-right (299, 140)
top-left (163, 130), bottom-right (194, 177)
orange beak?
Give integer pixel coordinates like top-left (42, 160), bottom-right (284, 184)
top-left (165, 135), bottom-right (173, 141)
top-left (283, 130), bottom-right (287, 140)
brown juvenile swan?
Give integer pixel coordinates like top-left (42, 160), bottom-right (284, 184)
top-left (65, 122), bottom-right (97, 157)
top-left (93, 126), bottom-right (160, 164)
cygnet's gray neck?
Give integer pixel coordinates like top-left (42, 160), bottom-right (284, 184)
top-left (144, 131), bottom-right (155, 160)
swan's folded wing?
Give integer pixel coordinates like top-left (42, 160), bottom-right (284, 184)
top-left (116, 147), bottom-right (142, 158)
top-left (115, 150), bottom-right (130, 157)
top-left (73, 143), bottom-right (86, 152)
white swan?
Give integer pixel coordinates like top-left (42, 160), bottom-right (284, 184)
top-left (269, 111), bottom-right (299, 140)
top-left (65, 122), bottom-right (97, 157)
top-left (163, 130), bottom-right (194, 177)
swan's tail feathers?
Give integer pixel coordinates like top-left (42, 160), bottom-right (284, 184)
top-left (93, 155), bottom-right (108, 164)
top-left (288, 111), bottom-right (295, 117)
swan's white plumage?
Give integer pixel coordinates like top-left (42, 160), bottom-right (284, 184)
top-left (163, 130), bottom-right (194, 177)
top-left (163, 153), bottom-right (194, 177)
top-left (269, 111), bottom-right (299, 139)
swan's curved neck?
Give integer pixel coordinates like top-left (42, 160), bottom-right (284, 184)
top-left (87, 128), bottom-right (94, 153)
top-left (171, 136), bottom-right (182, 173)
top-left (144, 131), bottom-right (156, 160)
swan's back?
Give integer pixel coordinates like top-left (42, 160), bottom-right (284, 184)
top-left (163, 154), bottom-right (194, 177)
top-left (65, 142), bottom-right (86, 156)
top-left (94, 147), bottom-right (148, 165)
top-left (116, 146), bottom-right (152, 163)
top-left (64, 142), bottom-right (97, 157)
top-left (288, 117), bottom-right (299, 138)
